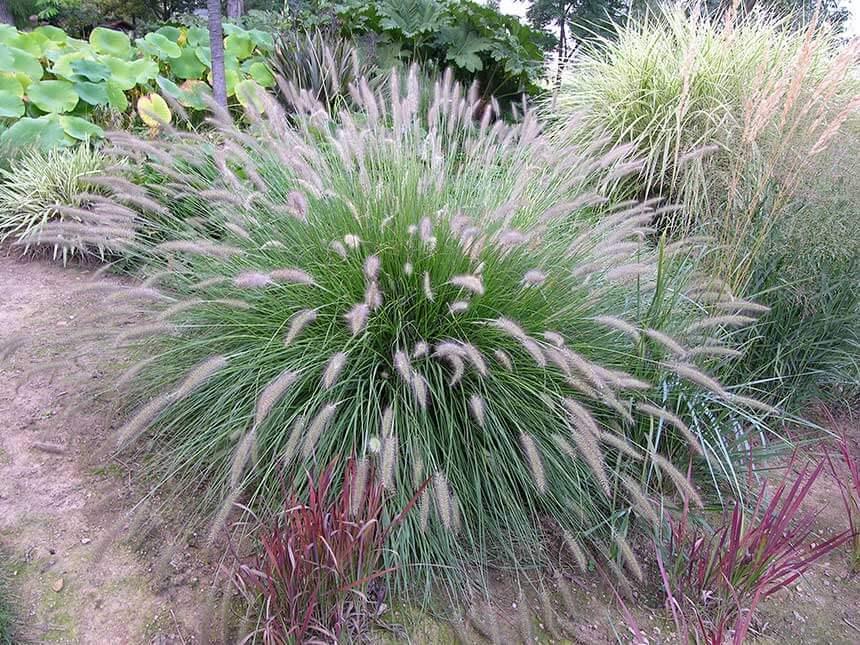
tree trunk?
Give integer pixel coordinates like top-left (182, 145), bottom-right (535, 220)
top-left (207, 0), bottom-right (228, 109)
top-left (554, 16), bottom-right (566, 90)
top-left (226, 0), bottom-right (245, 20)
top-left (0, 0), bottom-right (15, 26)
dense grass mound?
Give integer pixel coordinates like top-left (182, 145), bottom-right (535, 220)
top-left (0, 146), bottom-right (108, 262)
top-left (554, 6), bottom-right (856, 238)
top-left (552, 6), bottom-right (860, 407)
top-left (89, 69), bottom-right (772, 591)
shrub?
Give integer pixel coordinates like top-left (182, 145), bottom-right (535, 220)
top-left (0, 145), bottom-right (110, 262)
top-left (289, 0), bottom-right (552, 101)
top-left (827, 423), bottom-right (860, 574)
top-left (0, 22), bottom-right (276, 149)
top-left (235, 457), bottom-right (424, 643)
top-left (655, 458), bottom-right (852, 644)
top-left (553, 5), bottom-right (857, 239)
top-left (90, 69), bottom-right (773, 593)
top-left (271, 29), bottom-right (374, 113)
top-left (553, 6), bottom-right (860, 407)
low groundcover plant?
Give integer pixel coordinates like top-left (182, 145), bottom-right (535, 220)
top-left (81, 67), bottom-right (775, 593)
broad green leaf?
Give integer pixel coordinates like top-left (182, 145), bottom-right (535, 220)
top-left (221, 24), bottom-right (244, 36)
top-left (0, 75), bottom-right (23, 97)
top-left (0, 46), bottom-right (11, 69)
top-left (34, 26), bottom-right (67, 44)
top-left (74, 80), bottom-right (109, 106)
top-left (5, 32), bottom-right (49, 57)
top-left (139, 32), bottom-right (182, 59)
top-left (178, 79), bottom-right (210, 110)
top-left (50, 51), bottom-right (90, 79)
top-left (105, 81), bottom-right (128, 111)
top-left (156, 75), bottom-right (182, 98)
top-left (194, 45), bottom-right (211, 68)
top-left (208, 68), bottom-right (240, 96)
top-left (246, 29), bottom-right (273, 52)
top-left (378, 0), bottom-right (448, 38)
top-left (0, 91), bottom-right (25, 118)
top-left (439, 25), bottom-right (489, 73)
top-left (90, 27), bottom-right (132, 59)
top-left (70, 59), bottom-right (112, 82)
top-left (0, 25), bottom-right (16, 43)
top-left (59, 115), bottom-right (104, 141)
top-left (156, 26), bottom-right (182, 43)
top-left (224, 34), bottom-right (253, 60)
top-left (248, 61), bottom-right (275, 88)
top-left (172, 47), bottom-right (207, 79)
top-left (129, 57), bottom-right (159, 84)
top-left (235, 79), bottom-right (266, 112)
top-left (0, 116), bottom-right (67, 150)
top-left (27, 79), bottom-right (79, 113)
top-left (103, 56), bottom-right (137, 90)
top-left (5, 47), bottom-right (43, 81)
top-left (186, 27), bottom-right (209, 47)
top-left (137, 93), bottom-right (171, 127)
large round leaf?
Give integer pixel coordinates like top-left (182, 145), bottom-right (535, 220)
top-left (224, 34), bottom-right (253, 60)
top-left (105, 81), bottom-right (128, 111)
top-left (138, 32), bottom-right (182, 59)
top-left (27, 80), bottom-right (79, 113)
top-left (155, 75), bottom-right (181, 98)
top-left (248, 61), bottom-right (275, 88)
top-left (178, 79), bottom-right (211, 110)
top-left (246, 29), bottom-right (274, 52)
top-left (0, 46), bottom-right (11, 69)
top-left (74, 81), bottom-right (109, 106)
top-left (194, 45), bottom-right (211, 68)
top-left (90, 27), bottom-right (132, 59)
top-left (186, 26), bottom-right (209, 47)
top-left (207, 68), bottom-right (241, 96)
top-left (0, 90), bottom-right (25, 118)
top-left (5, 47), bottom-right (43, 81)
top-left (70, 59), bottom-right (112, 82)
top-left (5, 32), bottom-right (49, 57)
top-left (130, 58), bottom-right (159, 84)
top-left (34, 26), bottom-right (67, 44)
top-left (156, 26), bottom-right (182, 43)
top-left (137, 93), bottom-right (171, 128)
top-left (51, 51), bottom-right (90, 79)
top-left (103, 56), bottom-right (138, 90)
top-left (0, 116), bottom-right (67, 150)
top-left (235, 79), bottom-right (266, 112)
top-left (59, 115), bottom-right (104, 141)
top-left (0, 75), bottom-right (23, 97)
top-left (171, 47), bottom-right (207, 79)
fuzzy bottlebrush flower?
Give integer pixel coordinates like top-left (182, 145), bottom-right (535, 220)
top-left (94, 64), bottom-right (767, 595)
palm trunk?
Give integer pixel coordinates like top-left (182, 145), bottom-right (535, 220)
top-left (0, 0), bottom-right (15, 26)
top-left (226, 0), bottom-right (245, 20)
top-left (207, 0), bottom-right (228, 109)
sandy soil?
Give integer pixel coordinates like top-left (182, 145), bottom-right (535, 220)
top-left (0, 251), bottom-right (858, 644)
top-left (0, 253), bottom-right (215, 644)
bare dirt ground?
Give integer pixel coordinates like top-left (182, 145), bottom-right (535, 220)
top-left (0, 252), bottom-right (858, 644)
top-left (0, 253), bottom-right (215, 643)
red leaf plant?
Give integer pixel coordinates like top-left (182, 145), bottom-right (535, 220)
top-left (235, 457), bottom-right (426, 644)
top-left (826, 427), bottom-right (860, 574)
top-left (654, 457), bottom-right (852, 644)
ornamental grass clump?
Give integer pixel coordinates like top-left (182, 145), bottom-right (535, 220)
top-left (0, 145), bottom-right (112, 263)
top-left (88, 67), bottom-right (772, 591)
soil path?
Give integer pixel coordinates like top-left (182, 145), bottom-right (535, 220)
top-left (0, 253), bottom-right (210, 644)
